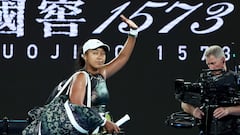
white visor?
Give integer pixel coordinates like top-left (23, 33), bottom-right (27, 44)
top-left (83, 39), bottom-right (110, 54)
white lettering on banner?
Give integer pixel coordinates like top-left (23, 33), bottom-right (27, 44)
top-left (73, 44), bottom-right (78, 59)
top-left (0, 1), bottom-right (235, 37)
top-left (222, 46), bottom-right (231, 61)
top-left (0, 44), bottom-right (234, 61)
top-left (0, 0), bottom-right (26, 37)
top-left (93, 1), bottom-right (234, 35)
top-left (200, 46), bottom-right (209, 61)
top-left (49, 44), bottom-right (79, 59)
top-left (1, 43), bottom-right (80, 60)
top-left (27, 44), bottom-right (38, 59)
top-left (92, 2), bottom-right (131, 34)
top-left (178, 45), bottom-right (187, 61)
top-left (156, 45), bottom-right (232, 62)
top-left (159, 2), bottom-right (203, 33)
top-left (114, 45), bottom-right (123, 57)
top-left (191, 2), bottom-right (234, 34)
top-left (200, 46), bottom-right (231, 61)
top-left (50, 44), bottom-right (59, 59)
top-left (36, 0), bottom-right (86, 38)
top-left (119, 1), bottom-right (169, 34)
top-left (157, 45), bottom-right (163, 61)
top-left (3, 43), bottom-right (13, 59)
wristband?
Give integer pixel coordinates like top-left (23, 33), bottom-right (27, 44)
top-left (128, 28), bottom-right (138, 38)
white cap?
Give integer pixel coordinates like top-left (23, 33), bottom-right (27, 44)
top-left (83, 39), bottom-right (110, 54)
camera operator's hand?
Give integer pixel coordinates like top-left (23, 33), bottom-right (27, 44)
top-left (181, 102), bottom-right (205, 119)
top-left (213, 107), bottom-right (229, 119)
top-left (192, 107), bottom-right (205, 119)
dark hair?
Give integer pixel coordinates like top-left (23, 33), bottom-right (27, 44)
top-left (74, 45), bottom-right (85, 71)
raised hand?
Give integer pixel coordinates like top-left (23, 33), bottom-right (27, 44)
top-left (120, 14), bottom-right (138, 29)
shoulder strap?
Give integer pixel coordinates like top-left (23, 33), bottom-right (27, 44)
top-left (81, 71), bottom-right (92, 107)
top-left (53, 71), bottom-right (92, 107)
top-left (53, 72), bottom-right (79, 99)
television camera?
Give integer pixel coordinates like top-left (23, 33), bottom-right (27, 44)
top-left (165, 69), bottom-right (240, 130)
top-left (175, 69), bottom-right (240, 106)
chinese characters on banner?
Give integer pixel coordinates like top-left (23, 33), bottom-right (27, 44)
top-left (0, 0), bottom-right (26, 37)
top-left (0, 0), bottom-right (86, 38)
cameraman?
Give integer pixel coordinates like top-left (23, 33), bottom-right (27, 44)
top-left (181, 45), bottom-right (240, 135)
